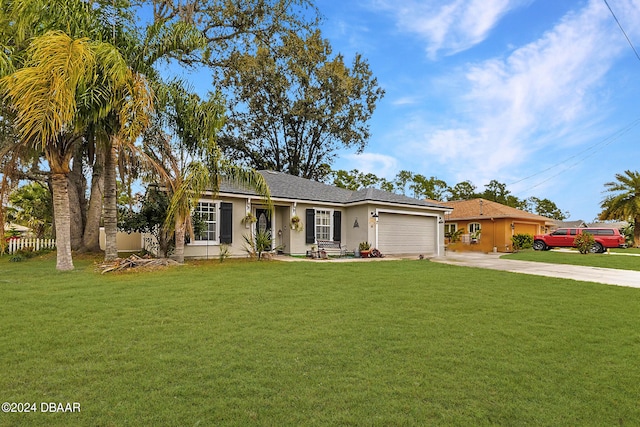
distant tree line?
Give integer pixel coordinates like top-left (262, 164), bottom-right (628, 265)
top-left (329, 169), bottom-right (569, 220)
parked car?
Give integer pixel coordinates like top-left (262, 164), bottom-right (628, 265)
top-left (533, 228), bottom-right (627, 253)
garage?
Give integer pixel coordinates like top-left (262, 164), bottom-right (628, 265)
top-left (377, 212), bottom-right (437, 255)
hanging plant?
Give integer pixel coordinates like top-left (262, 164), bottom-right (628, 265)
top-left (290, 215), bottom-right (303, 231)
top-left (242, 212), bottom-right (257, 225)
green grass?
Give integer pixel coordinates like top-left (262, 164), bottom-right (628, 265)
top-left (503, 249), bottom-right (640, 271)
top-left (611, 247), bottom-right (640, 254)
top-left (1, 254), bottom-right (640, 425)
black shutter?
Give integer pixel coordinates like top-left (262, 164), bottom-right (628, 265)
top-left (333, 211), bottom-right (341, 242)
top-left (305, 209), bottom-right (315, 244)
top-left (220, 202), bottom-right (233, 244)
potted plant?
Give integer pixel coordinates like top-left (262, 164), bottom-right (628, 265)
top-left (242, 212), bottom-right (257, 227)
top-left (290, 215), bottom-right (303, 231)
top-left (359, 241), bottom-right (371, 258)
top-left (470, 229), bottom-right (481, 243)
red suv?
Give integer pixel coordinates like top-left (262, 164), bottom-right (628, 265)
top-left (533, 228), bottom-right (626, 253)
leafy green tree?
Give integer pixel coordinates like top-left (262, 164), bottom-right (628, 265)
top-left (526, 196), bottom-right (567, 220)
top-left (392, 170), bottom-right (413, 195)
top-left (447, 180), bottom-right (477, 200)
top-left (331, 169), bottom-right (386, 191)
top-left (8, 182), bottom-right (53, 238)
top-left (219, 29), bottom-right (384, 180)
top-left (599, 170), bottom-right (640, 247)
top-left (118, 185), bottom-right (172, 256)
top-left (410, 174), bottom-right (448, 200)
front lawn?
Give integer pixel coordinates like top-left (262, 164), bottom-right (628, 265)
top-left (1, 255), bottom-right (640, 425)
top-left (503, 249), bottom-right (640, 271)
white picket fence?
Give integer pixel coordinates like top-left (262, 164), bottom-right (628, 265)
top-left (6, 238), bottom-right (56, 254)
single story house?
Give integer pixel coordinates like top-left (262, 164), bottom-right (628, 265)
top-left (3, 223), bottom-right (31, 237)
top-left (176, 170), bottom-right (452, 259)
top-left (551, 220), bottom-right (587, 230)
top-left (443, 198), bottom-right (554, 253)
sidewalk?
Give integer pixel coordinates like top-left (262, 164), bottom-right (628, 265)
top-left (431, 251), bottom-right (640, 288)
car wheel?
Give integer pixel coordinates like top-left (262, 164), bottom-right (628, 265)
top-left (590, 242), bottom-right (604, 254)
top-left (533, 240), bottom-right (546, 251)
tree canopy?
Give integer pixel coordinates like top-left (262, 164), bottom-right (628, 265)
top-left (218, 29), bottom-right (384, 180)
top-left (599, 170), bottom-right (640, 247)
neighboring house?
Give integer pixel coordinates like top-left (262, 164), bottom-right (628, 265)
top-left (551, 220), bottom-right (587, 230)
top-left (586, 221), bottom-right (629, 230)
top-left (3, 223), bottom-right (31, 237)
top-left (443, 198), bottom-right (554, 253)
top-left (174, 170), bottom-right (452, 259)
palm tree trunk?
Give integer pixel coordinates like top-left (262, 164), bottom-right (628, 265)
top-left (173, 218), bottom-right (185, 263)
top-left (634, 218), bottom-right (640, 248)
top-left (51, 172), bottom-right (74, 271)
top-left (81, 147), bottom-right (105, 252)
top-left (103, 141), bottom-right (118, 261)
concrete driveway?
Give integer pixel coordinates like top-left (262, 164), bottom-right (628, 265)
top-left (431, 251), bottom-right (640, 288)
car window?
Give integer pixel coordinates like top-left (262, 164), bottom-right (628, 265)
top-left (552, 229), bottom-right (568, 236)
top-left (569, 229), bottom-right (577, 235)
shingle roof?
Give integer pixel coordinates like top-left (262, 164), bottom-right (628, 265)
top-left (445, 198), bottom-right (553, 223)
top-left (220, 170), bottom-right (449, 209)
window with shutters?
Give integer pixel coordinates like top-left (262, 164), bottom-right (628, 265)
top-left (193, 201), bottom-right (218, 243)
top-left (315, 209), bottom-right (332, 241)
top-left (306, 208), bottom-right (341, 244)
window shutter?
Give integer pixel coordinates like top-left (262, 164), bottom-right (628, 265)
top-left (333, 211), bottom-right (341, 242)
top-left (305, 209), bottom-right (315, 244)
top-left (220, 202), bottom-right (233, 244)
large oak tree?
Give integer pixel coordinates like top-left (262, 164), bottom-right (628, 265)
top-left (219, 29), bottom-right (384, 180)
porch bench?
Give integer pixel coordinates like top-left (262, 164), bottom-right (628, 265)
top-left (317, 240), bottom-right (347, 258)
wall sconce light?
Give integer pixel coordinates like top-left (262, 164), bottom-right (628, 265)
top-left (371, 212), bottom-right (379, 219)
top-left (353, 218), bottom-right (359, 228)
top-left (438, 217), bottom-right (444, 224)
top-left (511, 223), bottom-right (515, 230)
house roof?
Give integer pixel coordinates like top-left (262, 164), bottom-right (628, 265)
top-left (552, 220), bottom-right (587, 228)
top-left (220, 170), bottom-right (450, 210)
top-left (444, 198), bottom-right (554, 224)
top-left (586, 221), bottom-right (629, 229)
top-left (3, 223), bottom-right (30, 232)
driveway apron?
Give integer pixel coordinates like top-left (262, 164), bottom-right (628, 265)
top-left (432, 252), bottom-right (640, 288)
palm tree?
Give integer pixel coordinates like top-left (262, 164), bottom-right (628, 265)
top-left (599, 170), bottom-right (640, 247)
top-left (148, 83), bottom-right (271, 263)
top-left (163, 150), bottom-right (272, 264)
top-left (0, 31), bottom-right (143, 270)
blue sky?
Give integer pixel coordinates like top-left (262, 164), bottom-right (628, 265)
top-left (315, 0), bottom-right (640, 221)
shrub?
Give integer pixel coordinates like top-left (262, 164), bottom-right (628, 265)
top-left (511, 234), bottom-right (533, 251)
top-left (243, 230), bottom-right (274, 260)
top-left (219, 244), bottom-right (230, 263)
top-left (446, 229), bottom-right (464, 243)
top-left (574, 232), bottom-right (596, 254)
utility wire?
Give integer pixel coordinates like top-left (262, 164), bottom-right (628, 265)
top-left (511, 117), bottom-right (640, 195)
top-left (508, 117), bottom-right (640, 187)
top-left (603, 0), bottom-right (640, 63)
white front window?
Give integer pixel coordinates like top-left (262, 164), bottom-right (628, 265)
top-left (444, 224), bottom-right (457, 235)
top-left (469, 223), bottom-right (481, 233)
top-left (315, 209), bottom-right (332, 241)
top-left (194, 201), bottom-right (218, 242)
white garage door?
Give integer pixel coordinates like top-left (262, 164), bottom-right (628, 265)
top-left (378, 213), bottom-right (436, 255)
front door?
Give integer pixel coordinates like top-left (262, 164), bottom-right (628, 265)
top-left (255, 208), bottom-right (272, 236)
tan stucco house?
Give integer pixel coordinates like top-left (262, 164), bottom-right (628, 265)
top-left (443, 198), bottom-right (554, 253)
top-left (174, 171), bottom-right (452, 259)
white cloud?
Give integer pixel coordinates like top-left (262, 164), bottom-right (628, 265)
top-left (340, 153), bottom-right (399, 179)
top-left (395, 0), bottom-right (637, 186)
top-left (372, 0), bottom-right (528, 57)
top-left (391, 96), bottom-right (420, 106)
